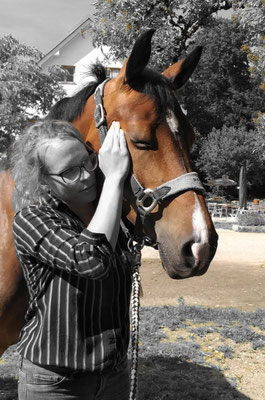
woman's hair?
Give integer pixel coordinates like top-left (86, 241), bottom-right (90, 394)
top-left (11, 120), bottom-right (86, 211)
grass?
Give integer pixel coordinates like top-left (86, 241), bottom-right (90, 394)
top-left (237, 213), bottom-right (265, 227)
top-left (133, 298), bottom-right (265, 399)
top-left (1, 298), bottom-right (265, 399)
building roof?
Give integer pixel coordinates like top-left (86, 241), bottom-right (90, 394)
top-left (39, 16), bottom-right (92, 66)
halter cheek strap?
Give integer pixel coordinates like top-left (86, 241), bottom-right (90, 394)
top-left (94, 79), bottom-right (205, 246)
top-left (94, 79), bottom-right (111, 144)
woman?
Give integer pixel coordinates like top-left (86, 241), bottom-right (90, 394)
top-left (11, 119), bottom-right (132, 400)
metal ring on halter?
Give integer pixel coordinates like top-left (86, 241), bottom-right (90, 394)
top-left (127, 237), bottom-right (144, 253)
top-left (136, 189), bottom-right (158, 213)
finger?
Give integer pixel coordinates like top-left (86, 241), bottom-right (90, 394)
top-left (108, 121), bottom-right (118, 140)
top-left (112, 122), bottom-right (120, 149)
top-left (109, 121), bottom-right (119, 133)
top-left (101, 121), bottom-right (116, 149)
top-left (119, 129), bottom-right (127, 150)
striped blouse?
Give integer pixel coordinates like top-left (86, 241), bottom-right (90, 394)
top-left (12, 194), bottom-right (132, 372)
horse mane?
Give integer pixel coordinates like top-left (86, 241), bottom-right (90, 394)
top-left (46, 62), bottom-right (181, 123)
top-left (46, 63), bottom-right (107, 122)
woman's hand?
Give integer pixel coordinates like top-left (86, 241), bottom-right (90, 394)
top-left (89, 122), bottom-right (130, 248)
top-left (98, 121), bottom-right (130, 183)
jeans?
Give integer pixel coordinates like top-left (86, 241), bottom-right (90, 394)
top-left (18, 356), bottom-right (130, 400)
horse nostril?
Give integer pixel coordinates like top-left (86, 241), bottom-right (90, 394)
top-left (182, 241), bottom-right (193, 257)
top-left (181, 241), bottom-right (195, 268)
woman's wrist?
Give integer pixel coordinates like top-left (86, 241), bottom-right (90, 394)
top-left (103, 175), bottom-right (126, 187)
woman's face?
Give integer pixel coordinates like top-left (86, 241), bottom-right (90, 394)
top-left (41, 138), bottom-right (97, 206)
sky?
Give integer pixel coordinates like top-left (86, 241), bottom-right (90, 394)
top-left (0, 1), bottom-right (231, 56)
top-left (0, 0), bottom-right (95, 54)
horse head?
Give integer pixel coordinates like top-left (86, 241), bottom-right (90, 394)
top-left (74, 30), bottom-right (218, 279)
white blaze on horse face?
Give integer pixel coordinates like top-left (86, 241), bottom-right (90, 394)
top-left (166, 109), bottom-right (179, 140)
top-left (167, 108), bottom-right (210, 264)
top-left (191, 195), bottom-right (210, 262)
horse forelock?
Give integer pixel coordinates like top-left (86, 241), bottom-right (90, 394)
top-left (123, 67), bottom-right (181, 120)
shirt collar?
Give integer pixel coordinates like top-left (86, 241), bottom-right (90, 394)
top-left (40, 191), bottom-right (86, 228)
top-left (40, 191), bottom-right (61, 210)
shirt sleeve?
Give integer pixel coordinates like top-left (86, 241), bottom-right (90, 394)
top-left (12, 206), bottom-right (114, 280)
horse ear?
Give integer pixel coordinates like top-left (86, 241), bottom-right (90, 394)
top-left (125, 29), bottom-right (156, 82)
top-left (162, 46), bottom-right (203, 90)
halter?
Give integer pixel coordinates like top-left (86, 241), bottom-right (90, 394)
top-left (94, 79), bottom-right (205, 246)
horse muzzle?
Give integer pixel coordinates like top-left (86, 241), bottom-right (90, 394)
top-left (157, 230), bottom-right (218, 279)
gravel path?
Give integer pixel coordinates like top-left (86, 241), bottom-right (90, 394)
top-left (140, 229), bottom-right (265, 310)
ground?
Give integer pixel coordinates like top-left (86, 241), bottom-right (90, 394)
top-left (1, 229), bottom-right (265, 399)
top-left (141, 229), bottom-right (265, 311)
top-left (138, 229), bottom-right (265, 399)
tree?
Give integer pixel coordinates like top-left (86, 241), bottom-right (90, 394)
top-left (233, 0), bottom-right (265, 84)
top-left (0, 35), bottom-right (65, 167)
top-left (195, 125), bottom-right (265, 196)
top-left (91, 0), bottom-right (233, 70)
top-left (178, 18), bottom-right (265, 135)
top-left (233, 0), bottom-right (265, 159)
top-left (253, 113), bottom-right (265, 162)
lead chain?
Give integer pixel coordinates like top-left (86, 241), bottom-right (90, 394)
top-left (129, 244), bottom-right (143, 400)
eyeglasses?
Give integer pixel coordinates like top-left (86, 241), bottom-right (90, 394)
top-left (47, 151), bottom-right (98, 184)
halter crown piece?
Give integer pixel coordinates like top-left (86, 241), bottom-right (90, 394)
top-left (94, 79), bottom-right (205, 400)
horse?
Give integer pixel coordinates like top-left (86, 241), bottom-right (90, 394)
top-left (0, 30), bottom-right (218, 357)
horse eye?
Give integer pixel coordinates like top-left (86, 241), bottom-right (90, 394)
top-left (130, 138), bottom-right (153, 149)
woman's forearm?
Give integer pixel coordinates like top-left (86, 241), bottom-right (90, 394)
top-left (87, 177), bottom-right (124, 250)
top-left (88, 121), bottom-right (129, 249)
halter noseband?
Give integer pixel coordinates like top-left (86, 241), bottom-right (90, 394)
top-left (94, 79), bottom-right (205, 246)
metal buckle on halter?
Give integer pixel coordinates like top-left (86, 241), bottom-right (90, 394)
top-left (94, 104), bottom-right (105, 128)
top-left (136, 188), bottom-right (158, 214)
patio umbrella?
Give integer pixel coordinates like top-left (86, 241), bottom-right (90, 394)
top-left (206, 175), bottom-right (237, 188)
top-left (239, 166), bottom-right (247, 210)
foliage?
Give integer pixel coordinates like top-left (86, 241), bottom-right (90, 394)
top-left (237, 212), bottom-right (265, 226)
top-left (233, 1), bottom-right (265, 159)
top-left (194, 125), bottom-right (265, 194)
top-left (233, 0), bottom-right (265, 83)
top-left (178, 18), bottom-right (265, 135)
top-left (0, 35), bottom-right (65, 167)
top-left (253, 113), bottom-right (265, 161)
top-left (91, 0), bottom-right (233, 70)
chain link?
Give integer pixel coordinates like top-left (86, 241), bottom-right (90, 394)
top-left (129, 242), bottom-right (143, 400)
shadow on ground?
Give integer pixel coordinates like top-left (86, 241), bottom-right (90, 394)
top-left (0, 350), bottom-right (251, 400)
top-left (0, 377), bottom-right (18, 400)
top-left (138, 356), bottom-right (250, 400)
top-left (0, 346), bottom-right (18, 400)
